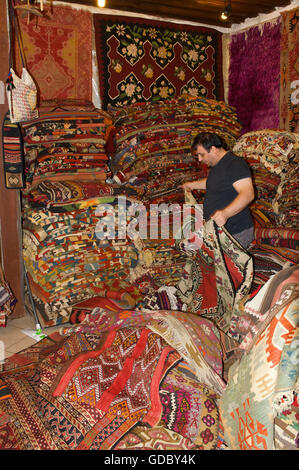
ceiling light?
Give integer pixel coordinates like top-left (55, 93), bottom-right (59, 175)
top-left (221, 1), bottom-right (231, 21)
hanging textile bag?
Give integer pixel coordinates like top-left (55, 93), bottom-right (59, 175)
top-left (2, 111), bottom-right (25, 189)
top-left (6, 0), bottom-right (38, 123)
top-left (7, 67), bottom-right (38, 123)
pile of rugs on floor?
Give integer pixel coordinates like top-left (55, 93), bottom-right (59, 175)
top-left (0, 263), bottom-right (298, 450)
top-left (20, 95), bottom-right (242, 327)
top-left (0, 310), bottom-right (228, 450)
top-left (20, 105), bottom-right (141, 326)
top-left (1, 96), bottom-right (298, 450)
top-left (3, 96), bottom-right (299, 332)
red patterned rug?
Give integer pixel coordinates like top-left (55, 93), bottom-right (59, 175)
top-left (93, 14), bottom-right (223, 109)
top-left (14, 2), bottom-right (93, 102)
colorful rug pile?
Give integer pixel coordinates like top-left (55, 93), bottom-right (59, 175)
top-left (0, 309), bottom-right (227, 450)
top-left (20, 97), bottom-right (243, 327)
top-left (22, 195), bottom-right (146, 326)
top-left (219, 265), bottom-right (299, 450)
top-left (20, 107), bottom-right (144, 326)
top-left (107, 95), bottom-right (242, 204)
top-left (233, 129), bottom-right (299, 290)
top-left (21, 108), bottom-right (113, 190)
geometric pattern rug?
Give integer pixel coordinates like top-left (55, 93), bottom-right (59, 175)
top-left (93, 14), bottom-right (223, 109)
top-left (0, 308), bottom-right (227, 450)
top-left (14, 2), bottom-right (93, 102)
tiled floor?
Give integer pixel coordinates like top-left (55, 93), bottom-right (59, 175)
top-left (0, 312), bottom-right (64, 359)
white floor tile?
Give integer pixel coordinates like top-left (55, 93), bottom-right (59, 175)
top-left (1, 312), bottom-right (70, 359)
top-left (0, 313), bottom-right (44, 358)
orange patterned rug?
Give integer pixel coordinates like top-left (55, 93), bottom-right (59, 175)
top-left (14, 2), bottom-right (93, 102)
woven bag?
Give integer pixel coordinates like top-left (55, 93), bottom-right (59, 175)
top-left (6, 0), bottom-right (38, 123)
top-left (7, 67), bottom-right (38, 123)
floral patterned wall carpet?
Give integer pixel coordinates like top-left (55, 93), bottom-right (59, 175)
top-left (93, 14), bottom-right (223, 109)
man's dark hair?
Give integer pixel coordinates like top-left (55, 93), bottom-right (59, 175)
top-left (191, 132), bottom-right (228, 152)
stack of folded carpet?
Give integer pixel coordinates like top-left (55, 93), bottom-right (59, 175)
top-left (272, 160), bottom-right (299, 228)
top-left (107, 95), bottom-right (242, 204)
top-left (22, 109), bottom-right (114, 190)
top-left (21, 107), bottom-right (143, 326)
top-left (233, 129), bottom-right (299, 290)
top-left (233, 129), bottom-right (298, 228)
top-left (22, 195), bottom-right (146, 326)
top-left (18, 104), bottom-right (190, 326)
top-left (23, 194), bottom-right (188, 322)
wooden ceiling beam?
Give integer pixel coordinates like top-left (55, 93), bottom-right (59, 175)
top-left (103, 0), bottom-right (250, 21)
top-left (102, 7), bottom-right (244, 26)
top-left (58, 0), bottom-right (293, 26)
top-left (106, 0), bottom-right (276, 16)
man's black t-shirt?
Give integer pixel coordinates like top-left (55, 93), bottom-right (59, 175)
top-left (203, 151), bottom-right (253, 235)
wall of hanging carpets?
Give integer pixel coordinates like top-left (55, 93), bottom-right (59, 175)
top-left (14, 1), bottom-right (93, 102)
top-left (93, 14), bottom-right (224, 109)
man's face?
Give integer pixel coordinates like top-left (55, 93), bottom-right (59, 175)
top-left (194, 144), bottom-right (216, 167)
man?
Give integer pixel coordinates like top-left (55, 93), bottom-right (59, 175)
top-left (182, 132), bottom-right (255, 249)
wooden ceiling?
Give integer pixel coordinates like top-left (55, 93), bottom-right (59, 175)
top-left (62, 0), bottom-right (294, 27)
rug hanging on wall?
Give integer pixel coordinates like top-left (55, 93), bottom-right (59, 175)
top-left (14, 2), bottom-right (93, 102)
top-left (280, 7), bottom-right (299, 132)
top-left (228, 19), bottom-right (281, 134)
top-left (93, 14), bottom-right (223, 109)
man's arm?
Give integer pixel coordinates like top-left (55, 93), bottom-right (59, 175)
top-left (211, 177), bottom-right (255, 227)
top-left (182, 178), bottom-right (207, 191)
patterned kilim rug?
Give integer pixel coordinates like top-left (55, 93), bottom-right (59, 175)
top-left (219, 266), bottom-right (299, 450)
top-left (280, 7), bottom-right (299, 132)
top-left (93, 14), bottom-right (223, 109)
top-left (0, 311), bottom-right (226, 450)
top-left (14, 2), bottom-right (93, 102)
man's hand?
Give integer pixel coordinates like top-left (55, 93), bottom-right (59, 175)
top-left (181, 178), bottom-right (207, 191)
top-left (181, 182), bottom-right (193, 192)
top-left (211, 209), bottom-right (228, 227)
